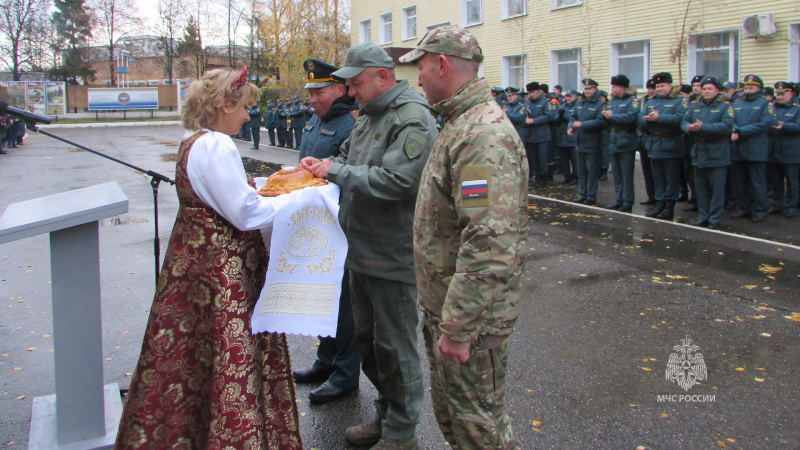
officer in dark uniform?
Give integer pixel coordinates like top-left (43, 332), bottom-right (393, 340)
top-left (248, 102), bottom-right (262, 149)
top-left (525, 82), bottom-right (556, 187)
top-left (277, 98), bottom-right (290, 147)
top-left (731, 74), bottom-right (774, 222)
top-left (638, 78), bottom-right (657, 205)
top-left (264, 100), bottom-right (277, 146)
top-left (556, 89), bottom-right (579, 184)
top-left (638, 72), bottom-right (686, 220)
top-left (681, 76), bottom-right (734, 229)
top-left (504, 86), bottom-right (529, 153)
top-left (494, 86), bottom-right (508, 108)
top-left (767, 81), bottom-right (800, 218)
top-left (568, 78), bottom-right (605, 205)
top-left (290, 95), bottom-right (306, 148)
top-left (602, 75), bottom-right (639, 212)
top-left (689, 75), bottom-right (704, 103)
top-left (597, 90), bottom-right (611, 181)
top-left (292, 58), bottom-right (361, 403)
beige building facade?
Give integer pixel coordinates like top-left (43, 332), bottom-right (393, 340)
top-left (351, 0), bottom-right (800, 93)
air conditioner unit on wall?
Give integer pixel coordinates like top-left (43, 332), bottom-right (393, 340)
top-left (742, 13), bottom-right (777, 38)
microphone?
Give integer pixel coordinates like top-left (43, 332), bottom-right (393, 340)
top-left (0, 101), bottom-right (52, 125)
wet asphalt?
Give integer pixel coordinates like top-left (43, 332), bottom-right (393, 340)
top-left (0, 125), bottom-right (798, 449)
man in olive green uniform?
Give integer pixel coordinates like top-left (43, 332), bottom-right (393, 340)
top-left (401, 25), bottom-right (528, 450)
top-left (301, 43), bottom-right (437, 450)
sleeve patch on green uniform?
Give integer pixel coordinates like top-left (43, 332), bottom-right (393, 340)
top-left (460, 165), bottom-right (492, 208)
top-left (726, 106), bottom-right (734, 118)
top-left (632, 99), bottom-right (640, 109)
top-left (405, 132), bottom-right (426, 159)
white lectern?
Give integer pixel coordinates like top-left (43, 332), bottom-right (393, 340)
top-left (0, 182), bottom-right (129, 449)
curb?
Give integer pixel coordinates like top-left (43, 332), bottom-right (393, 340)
top-left (42, 121), bottom-right (182, 129)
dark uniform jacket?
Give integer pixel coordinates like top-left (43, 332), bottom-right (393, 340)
top-left (555, 100), bottom-right (576, 148)
top-left (604, 94), bottom-right (639, 153)
top-left (265, 105), bottom-right (277, 128)
top-left (327, 80), bottom-right (438, 284)
top-left (248, 104), bottom-right (261, 128)
top-left (298, 96), bottom-right (357, 160)
top-left (731, 91), bottom-right (775, 162)
top-left (769, 101), bottom-right (800, 164)
top-left (524, 95), bottom-right (555, 143)
top-left (505, 97), bottom-right (528, 143)
top-left (680, 94), bottom-right (734, 168)
top-left (277, 104), bottom-right (290, 129)
top-left (289, 101), bottom-right (305, 128)
top-left (638, 93), bottom-right (687, 159)
top-left (569, 94), bottom-right (605, 153)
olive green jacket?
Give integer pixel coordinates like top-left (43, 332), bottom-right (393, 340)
top-left (413, 77), bottom-right (529, 342)
top-left (328, 79), bottom-right (438, 284)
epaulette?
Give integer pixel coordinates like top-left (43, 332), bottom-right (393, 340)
top-left (397, 102), bottom-right (430, 124)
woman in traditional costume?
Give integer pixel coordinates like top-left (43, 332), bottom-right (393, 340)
top-left (115, 67), bottom-right (302, 449)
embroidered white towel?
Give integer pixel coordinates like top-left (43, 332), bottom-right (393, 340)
top-left (251, 183), bottom-right (347, 337)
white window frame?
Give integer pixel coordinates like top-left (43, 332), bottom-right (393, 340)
top-left (359, 20), bottom-right (372, 44)
top-left (687, 30), bottom-right (740, 83)
top-left (402, 6), bottom-right (417, 41)
top-left (461, 0), bottom-right (482, 28)
top-left (501, 54), bottom-right (528, 90)
top-left (379, 13), bottom-right (393, 45)
top-left (610, 39), bottom-right (651, 91)
top-left (502, 0), bottom-right (527, 20)
top-left (549, 48), bottom-right (582, 92)
top-left (789, 22), bottom-right (800, 82)
top-left (550, 0), bottom-right (582, 11)
top-left (478, 61), bottom-right (485, 79)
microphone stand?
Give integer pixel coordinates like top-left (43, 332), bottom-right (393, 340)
top-left (27, 122), bottom-right (175, 287)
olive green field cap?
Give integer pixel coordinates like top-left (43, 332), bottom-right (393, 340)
top-left (331, 43), bottom-right (395, 79)
top-left (399, 25), bottom-right (484, 64)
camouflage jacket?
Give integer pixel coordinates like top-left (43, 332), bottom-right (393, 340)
top-left (413, 77), bottom-right (529, 342)
top-left (328, 80), bottom-right (437, 284)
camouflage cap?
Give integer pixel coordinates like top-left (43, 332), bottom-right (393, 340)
top-left (331, 43), bottom-right (395, 79)
top-left (398, 25), bottom-right (484, 64)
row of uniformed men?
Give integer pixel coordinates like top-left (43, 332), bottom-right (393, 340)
top-left (262, 96), bottom-right (313, 149)
top-left (554, 72), bottom-right (800, 228)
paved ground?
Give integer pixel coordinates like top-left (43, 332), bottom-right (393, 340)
top-left (1, 126), bottom-right (799, 448)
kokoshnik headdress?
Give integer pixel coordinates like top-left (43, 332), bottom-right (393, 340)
top-left (230, 66), bottom-right (248, 92)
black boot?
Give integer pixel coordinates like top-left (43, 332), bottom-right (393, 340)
top-left (656, 200), bottom-right (676, 220)
top-left (645, 201), bottom-right (665, 218)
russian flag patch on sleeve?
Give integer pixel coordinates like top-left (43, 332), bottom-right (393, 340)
top-left (462, 179), bottom-right (489, 199)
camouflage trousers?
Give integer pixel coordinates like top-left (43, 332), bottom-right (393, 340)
top-left (422, 313), bottom-right (517, 450)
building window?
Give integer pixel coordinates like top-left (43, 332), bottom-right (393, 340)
top-left (379, 13), bottom-right (393, 45)
top-left (462, 0), bottom-right (482, 27)
top-left (789, 23), bottom-right (800, 82)
top-left (502, 0), bottom-right (526, 19)
top-left (550, 0), bottom-right (582, 10)
top-left (551, 48), bottom-right (581, 92)
top-left (402, 6), bottom-right (417, 41)
top-left (688, 31), bottom-right (739, 83)
top-left (360, 20), bottom-right (372, 44)
top-left (610, 40), bottom-right (650, 90)
top-left (502, 54), bottom-right (527, 90)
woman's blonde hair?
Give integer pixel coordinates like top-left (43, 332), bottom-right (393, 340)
top-left (181, 67), bottom-right (259, 131)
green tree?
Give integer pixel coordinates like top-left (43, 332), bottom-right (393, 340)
top-left (177, 15), bottom-right (205, 79)
top-left (50, 0), bottom-right (95, 83)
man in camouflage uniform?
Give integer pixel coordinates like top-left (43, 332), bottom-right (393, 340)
top-left (401, 25), bottom-right (528, 450)
top-left (301, 42), bottom-right (437, 450)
